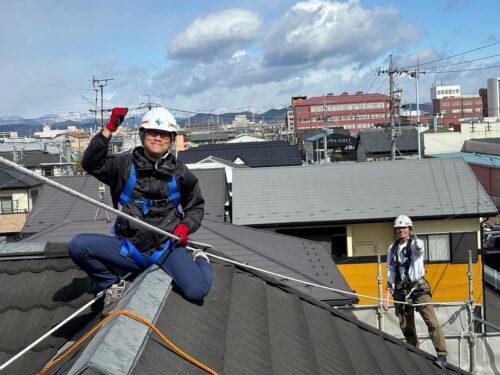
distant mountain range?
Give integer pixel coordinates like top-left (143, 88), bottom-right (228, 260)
top-left (0, 108), bottom-right (288, 137)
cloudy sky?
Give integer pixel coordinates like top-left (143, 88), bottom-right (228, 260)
top-left (1, 0), bottom-right (499, 118)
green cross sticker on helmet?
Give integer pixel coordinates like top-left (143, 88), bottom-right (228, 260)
top-left (140, 107), bottom-right (178, 134)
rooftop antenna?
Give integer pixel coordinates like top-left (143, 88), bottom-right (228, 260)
top-left (91, 76), bottom-right (114, 128)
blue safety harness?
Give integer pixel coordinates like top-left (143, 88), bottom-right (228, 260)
top-left (115, 163), bottom-right (182, 269)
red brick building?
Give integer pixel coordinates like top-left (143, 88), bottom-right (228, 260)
top-left (432, 95), bottom-right (483, 129)
top-left (292, 92), bottom-right (395, 135)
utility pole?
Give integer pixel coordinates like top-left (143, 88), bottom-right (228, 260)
top-left (91, 76), bottom-right (114, 128)
top-left (378, 55), bottom-right (403, 160)
top-left (407, 57), bottom-right (425, 159)
top-left (323, 94), bottom-right (328, 163)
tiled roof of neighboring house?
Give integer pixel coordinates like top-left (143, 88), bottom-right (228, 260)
top-left (21, 174), bottom-right (115, 235)
top-left (429, 152), bottom-right (500, 168)
top-left (357, 127), bottom-right (417, 159)
top-left (0, 242), bottom-right (465, 375)
top-left (190, 155), bottom-right (249, 168)
top-left (67, 131), bottom-right (90, 139)
top-left (0, 143), bottom-right (59, 153)
top-left (179, 141), bottom-right (302, 167)
top-left (305, 128), bottom-right (351, 142)
top-left (22, 169), bottom-right (226, 235)
top-left (189, 132), bottom-right (229, 142)
top-left (0, 166), bottom-right (43, 190)
top-left (225, 134), bottom-right (266, 143)
top-left (232, 158), bottom-right (498, 226)
top-left (0, 150), bottom-right (62, 168)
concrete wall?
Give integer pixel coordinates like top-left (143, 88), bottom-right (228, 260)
top-left (424, 120), bottom-right (500, 155)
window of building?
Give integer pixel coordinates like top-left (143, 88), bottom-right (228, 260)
top-left (0, 196), bottom-right (13, 214)
top-left (452, 109), bottom-right (461, 114)
top-left (463, 100), bottom-right (473, 105)
top-left (441, 102), bottom-right (450, 107)
top-left (463, 108), bottom-right (473, 113)
top-left (418, 232), bottom-right (477, 263)
top-left (475, 100), bottom-right (482, 105)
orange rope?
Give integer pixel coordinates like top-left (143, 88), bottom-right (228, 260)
top-left (36, 309), bottom-right (220, 375)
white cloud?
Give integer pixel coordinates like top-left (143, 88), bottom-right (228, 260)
top-left (144, 0), bottom-right (429, 113)
top-left (262, 0), bottom-right (420, 67)
top-left (168, 9), bottom-right (261, 60)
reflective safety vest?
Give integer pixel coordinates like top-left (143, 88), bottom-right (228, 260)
top-left (115, 163), bottom-right (182, 268)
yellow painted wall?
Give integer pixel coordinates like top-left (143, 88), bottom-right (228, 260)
top-left (337, 257), bottom-right (483, 305)
top-left (349, 218), bottom-right (480, 256)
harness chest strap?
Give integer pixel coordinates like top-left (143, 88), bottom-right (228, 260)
top-left (118, 163), bottom-right (182, 216)
top-left (115, 163), bottom-right (182, 267)
top-left (390, 237), bottom-right (413, 283)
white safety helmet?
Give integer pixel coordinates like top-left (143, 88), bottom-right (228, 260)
top-left (140, 107), bottom-right (178, 135)
top-left (394, 215), bottom-right (413, 228)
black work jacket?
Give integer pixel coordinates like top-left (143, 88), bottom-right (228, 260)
top-left (82, 131), bottom-right (204, 253)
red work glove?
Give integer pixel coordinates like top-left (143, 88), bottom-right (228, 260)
top-left (173, 224), bottom-right (189, 247)
top-left (105, 107), bottom-right (128, 132)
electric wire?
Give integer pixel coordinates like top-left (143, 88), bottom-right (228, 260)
top-left (403, 40), bottom-right (500, 69)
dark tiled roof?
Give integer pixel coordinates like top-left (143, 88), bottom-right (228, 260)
top-left (0, 246), bottom-right (465, 374)
top-left (190, 168), bottom-right (226, 221)
top-left (178, 141), bottom-right (302, 167)
top-left (231, 158), bottom-right (498, 226)
top-left (357, 127), bottom-right (417, 155)
top-left (0, 150), bottom-right (62, 168)
top-left (131, 260), bottom-right (465, 375)
top-left (0, 165), bottom-right (43, 190)
top-left (0, 242), bottom-right (99, 375)
top-left (22, 174), bottom-right (115, 235)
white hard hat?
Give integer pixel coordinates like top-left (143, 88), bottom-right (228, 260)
top-left (394, 215), bottom-right (413, 228)
top-left (140, 107), bottom-right (178, 134)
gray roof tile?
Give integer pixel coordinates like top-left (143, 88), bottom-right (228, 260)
top-left (0, 165), bottom-right (43, 190)
top-left (179, 141), bottom-right (302, 167)
top-left (232, 158), bottom-right (497, 226)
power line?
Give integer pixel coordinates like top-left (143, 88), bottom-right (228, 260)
top-left (403, 40), bottom-right (500, 69)
top-left (428, 63), bottom-right (500, 74)
top-left (424, 52), bottom-right (500, 71)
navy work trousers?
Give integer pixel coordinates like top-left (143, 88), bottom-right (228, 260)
top-left (68, 233), bottom-right (212, 301)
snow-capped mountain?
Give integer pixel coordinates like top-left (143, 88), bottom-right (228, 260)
top-left (0, 109), bottom-right (149, 127)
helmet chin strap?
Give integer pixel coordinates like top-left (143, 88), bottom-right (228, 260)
top-left (154, 150), bottom-right (171, 170)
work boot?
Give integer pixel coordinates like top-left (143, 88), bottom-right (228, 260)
top-left (102, 280), bottom-right (131, 315)
top-left (434, 355), bottom-right (447, 369)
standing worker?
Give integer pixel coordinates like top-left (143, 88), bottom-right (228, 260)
top-left (69, 106), bottom-right (212, 309)
top-left (387, 215), bottom-right (448, 369)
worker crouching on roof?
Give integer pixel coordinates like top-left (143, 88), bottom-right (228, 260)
top-left (68, 106), bottom-right (212, 307)
top-left (387, 215), bottom-right (448, 369)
